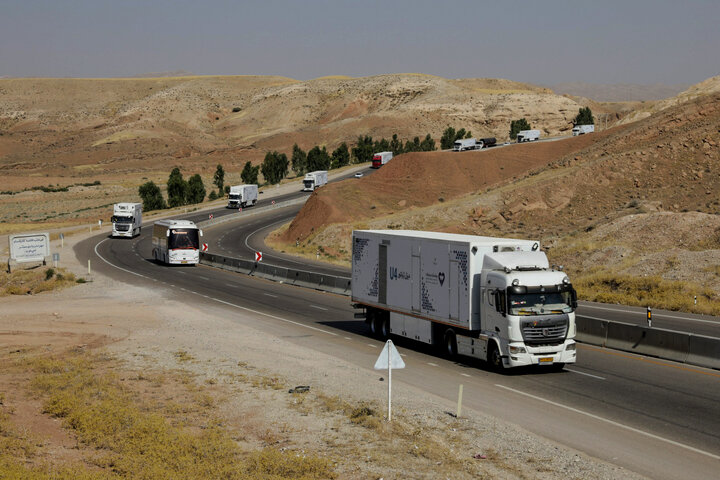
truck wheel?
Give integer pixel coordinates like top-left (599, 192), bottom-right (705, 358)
top-left (379, 317), bottom-right (390, 339)
top-left (444, 330), bottom-right (457, 358)
top-left (369, 314), bottom-right (379, 336)
top-left (488, 342), bottom-right (504, 371)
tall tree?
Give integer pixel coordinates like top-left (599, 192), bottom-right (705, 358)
top-left (187, 174), bottom-right (206, 204)
top-left (509, 118), bottom-right (531, 140)
top-left (574, 107), bottom-right (595, 125)
top-left (213, 164), bottom-right (225, 193)
top-left (389, 134), bottom-right (404, 155)
top-left (260, 151), bottom-right (289, 184)
top-left (351, 135), bottom-right (374, 164)
top-left (420, 133), bottom-right (436, 151)
top-left (307, 146), bottom-right (331, 172)
top-left (291, 144), bottom-right (308, 176)
top-left (241, 161), bottom-right (260, 184)
top-left (167, 167), bottom-right (189, 208)
top-left (440, 127), bottom-right (456, 150)
top-left (330, 143), bottom-right (350, 169)
top-left (138, 181), bottom-right (166, 211)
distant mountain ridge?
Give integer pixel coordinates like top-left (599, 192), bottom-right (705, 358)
top-left (550, 82), bottom-right (690, 102)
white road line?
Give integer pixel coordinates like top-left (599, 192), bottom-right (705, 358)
top-left (225, 283), bottom-right (237, 287)
top-left (264, 293), bottom-right (278, 298)
top-left (93, 238), bottom-right (339, 338)
top-left (310, 305), bottom-right (328, 311)
top-left (566, 368), bottom-right (606, 380)
top-left (461, 373), bottom-right (471, 377)
top-left (580, 304), bottom-right (720, 325)
top-left (427, 362), bottom-right (438, 367)
top-left (367, 344), bottom-right (378, 348)
top-left (495, 384), bottom-right (720, 461)
top-left (344, 337), bottom-right (352, 340)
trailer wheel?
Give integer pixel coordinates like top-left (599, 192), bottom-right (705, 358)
top-left (379, 317), bottom-right (390, 339)
top-left (488, 342), bottom-right (504, 371)
top-left (444, 330), bottom-right (457, 358)
top-left (369, 313), bottom-right (379, 336)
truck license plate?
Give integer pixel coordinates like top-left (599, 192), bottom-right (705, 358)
top-left (539, 357), bottom-right (553, 363)
top-left (181, 261), bottom-right (187, 264)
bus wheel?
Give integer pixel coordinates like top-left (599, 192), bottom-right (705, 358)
top-left (444, 330), bottom-right (457, 358)
top-left (488, 342), bottom-right (504, 371)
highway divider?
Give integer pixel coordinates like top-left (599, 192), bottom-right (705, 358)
top-left (199, 247), bottom-right (720, 370)
top-left (200, 251), bottom-right (351, 295)
top-left (576, 316), bottom-right (719, 370)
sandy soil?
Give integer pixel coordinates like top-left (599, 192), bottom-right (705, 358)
top-left (0, 224), bottom-right (645, 479)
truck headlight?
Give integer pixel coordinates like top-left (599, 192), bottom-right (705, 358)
top-left (566, 343), bottom-right (576, 351)
top-left (509, 345), bottom-right (526, 354)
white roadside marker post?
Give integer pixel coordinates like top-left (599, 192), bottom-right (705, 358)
top-left (456, 384), bottom-right (464, 418)
top-left (373, 339), bottom-right (405, 422)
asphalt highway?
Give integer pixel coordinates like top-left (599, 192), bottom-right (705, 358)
top-left (76, 211), bottom-right (720, 480)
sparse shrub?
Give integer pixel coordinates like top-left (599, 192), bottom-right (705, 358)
top-left (45, 268), bottom-right (55, 280)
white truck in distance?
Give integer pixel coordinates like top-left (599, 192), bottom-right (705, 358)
top-left (351, 230), bottom-right (578, 370)
top-left (227, 184), bottom-right (258, 209)
top-left (302, 171), bottom-right (328, 192)
top-left (452, 138), bottom-right (477, 151)
top-left (572, 124), bottom-right (595, 136)
top-left (111, 203), bottom-right (142, 238)
top-left (516, 130), bottom-right (541, 142)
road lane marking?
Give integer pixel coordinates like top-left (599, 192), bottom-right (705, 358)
top-left (495, 384), bottom-right (720, 461)
top-left (566, 368), bottom-right (605, 380)
top-left (427, 362), bottom-right (438, 367)
top-left (580, 304), bottom-right (720, 325)
top-left (367, 344), bottom-right (377, 348)
top-left (461, 373), bottom-right (471, 377)
top-left (94, 238), bottom-right (339, 338)
top-left (578, 344), bottom-right (720, 378)
top-left (264, 293), bottom-right (278, 298)
top-left (310, 305), bottom-right (328, 311)
top-left (197, 275), bottom-right (209, 280)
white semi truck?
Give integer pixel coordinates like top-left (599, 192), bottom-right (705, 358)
top-left (351, 230), bottom-right (577, 370)
top-left (452, 138), bottom-right (477, 151)
top-left (227, 184), bottom-right (258, 209)
top-left (111, 203), bottom-right (142, 238)
top-left (572, 125), bottom-right (595, 136)
top-left (302, 171), bottom-right (328, 192)
top-left (516, 130), bottom-right (541, 142)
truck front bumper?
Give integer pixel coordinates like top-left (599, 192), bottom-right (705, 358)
top-left (505, 341), bottom-right (577, 367)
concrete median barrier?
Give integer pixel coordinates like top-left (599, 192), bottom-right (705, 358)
top-left (575, 316), bottom-right (608, 347)
top-left (686, 335), bottom-right (720, 370)
top-left (605, 321), bottom-right (644, 352)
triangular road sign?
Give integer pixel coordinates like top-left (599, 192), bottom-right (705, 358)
top-left (374, 339), bottom-right (405, 370)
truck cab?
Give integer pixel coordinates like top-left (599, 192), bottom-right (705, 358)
top-left (482, 264), bottom-right (577, 369)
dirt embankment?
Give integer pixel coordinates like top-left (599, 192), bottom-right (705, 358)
top-left (281, 131), bottom-right (610, 244)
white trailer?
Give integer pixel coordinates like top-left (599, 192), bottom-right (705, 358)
top-left (227, 184), bottom-right (258, 209)
top-left (302, 171), bottom-right (328, 192)
top-left (351, 230), bottom-right (577, 370)
top-left (452, 138), bottom-right (477, 151)
top-left (372, 151), bottom-right (393, 168)
top-left (111, 203), bottom-right (142, 238)
top-left (151, 219), bottom-right (203, 265)
top-left (572, 125), bottom-right (595, 136)
top-left (517, 130), bottom-right (541, 142)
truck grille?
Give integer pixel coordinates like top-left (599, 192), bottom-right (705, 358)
top-left (520, 315), bottom-right (568, 345)
top-left (115, 224), bottom-right (130, 231)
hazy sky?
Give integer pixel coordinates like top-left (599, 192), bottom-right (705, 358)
top-left (1, 0), bottom-right (718, 85)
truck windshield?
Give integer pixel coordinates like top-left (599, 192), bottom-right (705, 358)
top-left (169, 229), bottom-right (199, 250)
top-left (303, 180), bottom-right (314, 188)
top-left (228, 194), bottom-right (240, 199)
top-left (508, 291), bottom-right (574, 315)
top-left (111, 216), bottom-right (133, 223)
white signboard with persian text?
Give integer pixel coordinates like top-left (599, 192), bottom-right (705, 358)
top-left (9, 233), bottom-right (50, 263)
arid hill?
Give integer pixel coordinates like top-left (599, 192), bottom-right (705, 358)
top-left (269, 79), bottom-right (720, 309)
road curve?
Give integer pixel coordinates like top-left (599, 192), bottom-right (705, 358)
top-left (75, 206), bottom-right (720, 480)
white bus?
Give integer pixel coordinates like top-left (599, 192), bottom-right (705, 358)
top-left (151, 219), bottom-right (203, 265)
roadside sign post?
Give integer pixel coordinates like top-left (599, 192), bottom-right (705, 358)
top-left (8, 233), bottom-right (50, 272)
top-left (374, 339), bottom-right (405, 421)
top-left (255, 251), bottom-right (262, 263)
top-left (201, 243), bottom-right (208, 253)
top-left (52, 253), bottom-right (59, 268)
top-left (60, 233), bottom-right (64, 249)
top-left (647, 307), bottom-right (652, 328)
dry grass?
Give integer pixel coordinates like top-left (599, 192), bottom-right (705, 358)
top-left (0, 350), bottom-right (335, 480)
top-left (0, 267), bottom-right (84, 296)
top-left (575, 272), bottom-right (720, 315)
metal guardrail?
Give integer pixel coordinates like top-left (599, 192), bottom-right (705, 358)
top-left (196, 197), bottom-right (306, 229)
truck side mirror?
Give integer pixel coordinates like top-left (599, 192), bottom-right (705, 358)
top-left (166, 230), bottom-right (170, 237)
top-left (199, 230), bottom-right (203, 237)
top-left (571, 288), bottom-right (578, 309)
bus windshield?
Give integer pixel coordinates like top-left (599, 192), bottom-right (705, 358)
top-left (169, 229), bottom-right (199, 250)
top-left (509, 291), bottom-right (574, 315)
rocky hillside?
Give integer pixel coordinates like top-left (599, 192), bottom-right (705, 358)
top-left (0, 74), bottom-right (587, 190)
top-left (270, 79), bottom-right (720, 309)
